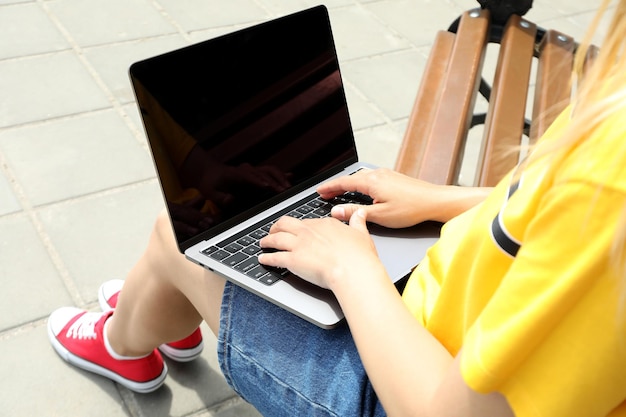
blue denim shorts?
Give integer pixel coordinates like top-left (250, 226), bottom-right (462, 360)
top-left (217, 281), bottom-right (386, 417)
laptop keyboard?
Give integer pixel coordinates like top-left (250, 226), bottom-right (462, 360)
top-left (201, 191), bottom-right (373, 285)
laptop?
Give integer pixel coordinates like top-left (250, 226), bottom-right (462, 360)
top-left (129, 5), bottom-right (440, 329)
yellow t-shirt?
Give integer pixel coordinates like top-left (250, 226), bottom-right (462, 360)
top-left (402, 106), bottom-right (626, 416)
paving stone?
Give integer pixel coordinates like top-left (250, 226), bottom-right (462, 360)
top-left (0, 213), bottom-right (73, 331)
top-left (341, 49), bottom-right (427, 122)
top-left (366, 0), bottom-right (465, 48)
top-left (0, 51), bottom-right (110, 128)
top-left (329, 6), bottom-right (411, 61)
top-left (47, 0), bottom-right (177, 47)
top-left (156, 0), bottom-right (269, 33)
top-left (38, 182), bottom-right (164, 305)
top-left (0, 109), bottom-right (155, 206)
top-left (354, 122), bottom-right (406, 169)
top-left (83, 35), bottom-right (189, 105)
top-left (0, 171), bottom-right (21, 216)
top-left (121, 323), bottom-right (261, 417)
top-left (257, 0), bottom-right (353, 16)
top-left (344, 82), bottom-right (387, 131)
top-left (0, 322), bottom-right (128, 416)
top-left (0, 2), bottom-right (70, 60)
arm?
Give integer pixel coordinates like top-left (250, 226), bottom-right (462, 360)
top-left (259, 210), bottom-right (513, 416)
top-left (259, 169), bottom-right (508, 415)
top-left (317, 168), bottom-right (491, 227)
top-left (327, 211), bottom-right (511, 416)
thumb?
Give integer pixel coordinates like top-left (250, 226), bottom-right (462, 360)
top-left (331, 203), bottom-right (363, 222)
top-left (348, 208), bottom-right (369, 232)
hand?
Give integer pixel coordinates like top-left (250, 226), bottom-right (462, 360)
top-left (258, 209), bottom-right (385, 290)
top-left (318, 168), bottom-right (491, 227)
top-left (317, 168), bottom-right (446, 228)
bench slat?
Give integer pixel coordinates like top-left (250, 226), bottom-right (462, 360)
top-left (416, 9), bottom-right (490, 185)
top-left (529, 30), bottom-right (575, 144)
top-left (477, 15), bottom-right (536, 186)
top-left (395, 31), bottom-right (455, 178)
top-left (395, 9), bottom-right (590, 188)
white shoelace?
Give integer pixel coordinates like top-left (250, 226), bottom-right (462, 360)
top-left (66, 313), bottom-right (99, 340)
top-left (64, 311), bottom-right (151, 360)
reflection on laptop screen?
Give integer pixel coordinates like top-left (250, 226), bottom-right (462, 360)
top-left (130, 6), bottom-right (357, 249)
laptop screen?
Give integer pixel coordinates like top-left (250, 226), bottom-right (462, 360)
top-left (130, 6), bottom-right (358, 250)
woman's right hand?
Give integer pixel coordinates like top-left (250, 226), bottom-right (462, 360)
top-left (317, 168), bottom-right (490, 228)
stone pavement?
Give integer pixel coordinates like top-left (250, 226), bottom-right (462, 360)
top-left (0, 0), bottom-right (608, 415)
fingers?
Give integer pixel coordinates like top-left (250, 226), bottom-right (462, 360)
top-left (331, 202), bottom-right (386, 225)
top-left (258, 213), bottom-right (373, 289)
top-left (330, 204), bottom-right (353, 222)
top-left (258, 216), bottom-right (303, 268)
top-left (261, 223), bottom-right (295, 250)
top-left (259, 215), bottom-right (299, 249)
top-left (316, 169), bottom-right (371, 199)
top-left (258, 232), bottom-right (294, 268)
top-left (348, 208), bottom-right (368, 233)
top-left (266, 214), bottom-right (301, 234)
top-left (259, 215), bottom-right (339, 258)
top-left (317, 177), bottom-right (361, 199)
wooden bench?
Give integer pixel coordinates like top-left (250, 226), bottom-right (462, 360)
top-left (394, 8), bottom-right (599, 187)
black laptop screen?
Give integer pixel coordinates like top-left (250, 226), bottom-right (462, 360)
top-left (130, 6), bottom-right (357, 249)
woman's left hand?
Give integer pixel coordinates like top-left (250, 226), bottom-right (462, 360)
top-left (258, 209), bottom-right (384, 291)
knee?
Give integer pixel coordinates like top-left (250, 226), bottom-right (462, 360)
top-left (151, 209), bottom-right (177, 253)
top-left (155, 209), bottom-right (171, 233)
top-left (141, 209), bottom-right (184, 272)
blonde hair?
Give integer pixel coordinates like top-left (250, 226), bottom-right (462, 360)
top-left (574, 0), bottom-right (626, 272)
top-left (530, 0), bottom-right (626, 158)
top-left (526, 0), bottom-right (626, 275)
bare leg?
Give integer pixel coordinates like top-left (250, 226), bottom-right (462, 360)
top-left (106, 210), bottom-right (225, 357)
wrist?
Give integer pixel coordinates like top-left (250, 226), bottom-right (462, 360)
top-left (430, 185), bottom-right (491, 223)
top-left (326, 260), bottom-right (389, 299)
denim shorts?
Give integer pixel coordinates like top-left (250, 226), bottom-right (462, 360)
top-left (217, 281), bottom-right (386, 417)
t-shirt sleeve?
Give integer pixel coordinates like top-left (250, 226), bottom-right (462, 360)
top-left (461, 181), bottom-right (626, 416)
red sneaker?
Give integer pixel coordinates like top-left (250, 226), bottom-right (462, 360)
top-left (47, 308), bottom-right (167, 393)
top-left (98, 279), bottom-right (204, 362)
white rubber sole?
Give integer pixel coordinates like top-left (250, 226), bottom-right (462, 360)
top-left (158, 340), bottom-right (205, 362)
top-left (47, 319), bottom-right (168, 394)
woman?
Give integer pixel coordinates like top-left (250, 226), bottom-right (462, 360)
top-left (48, 1), bottom-right (626, 415)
